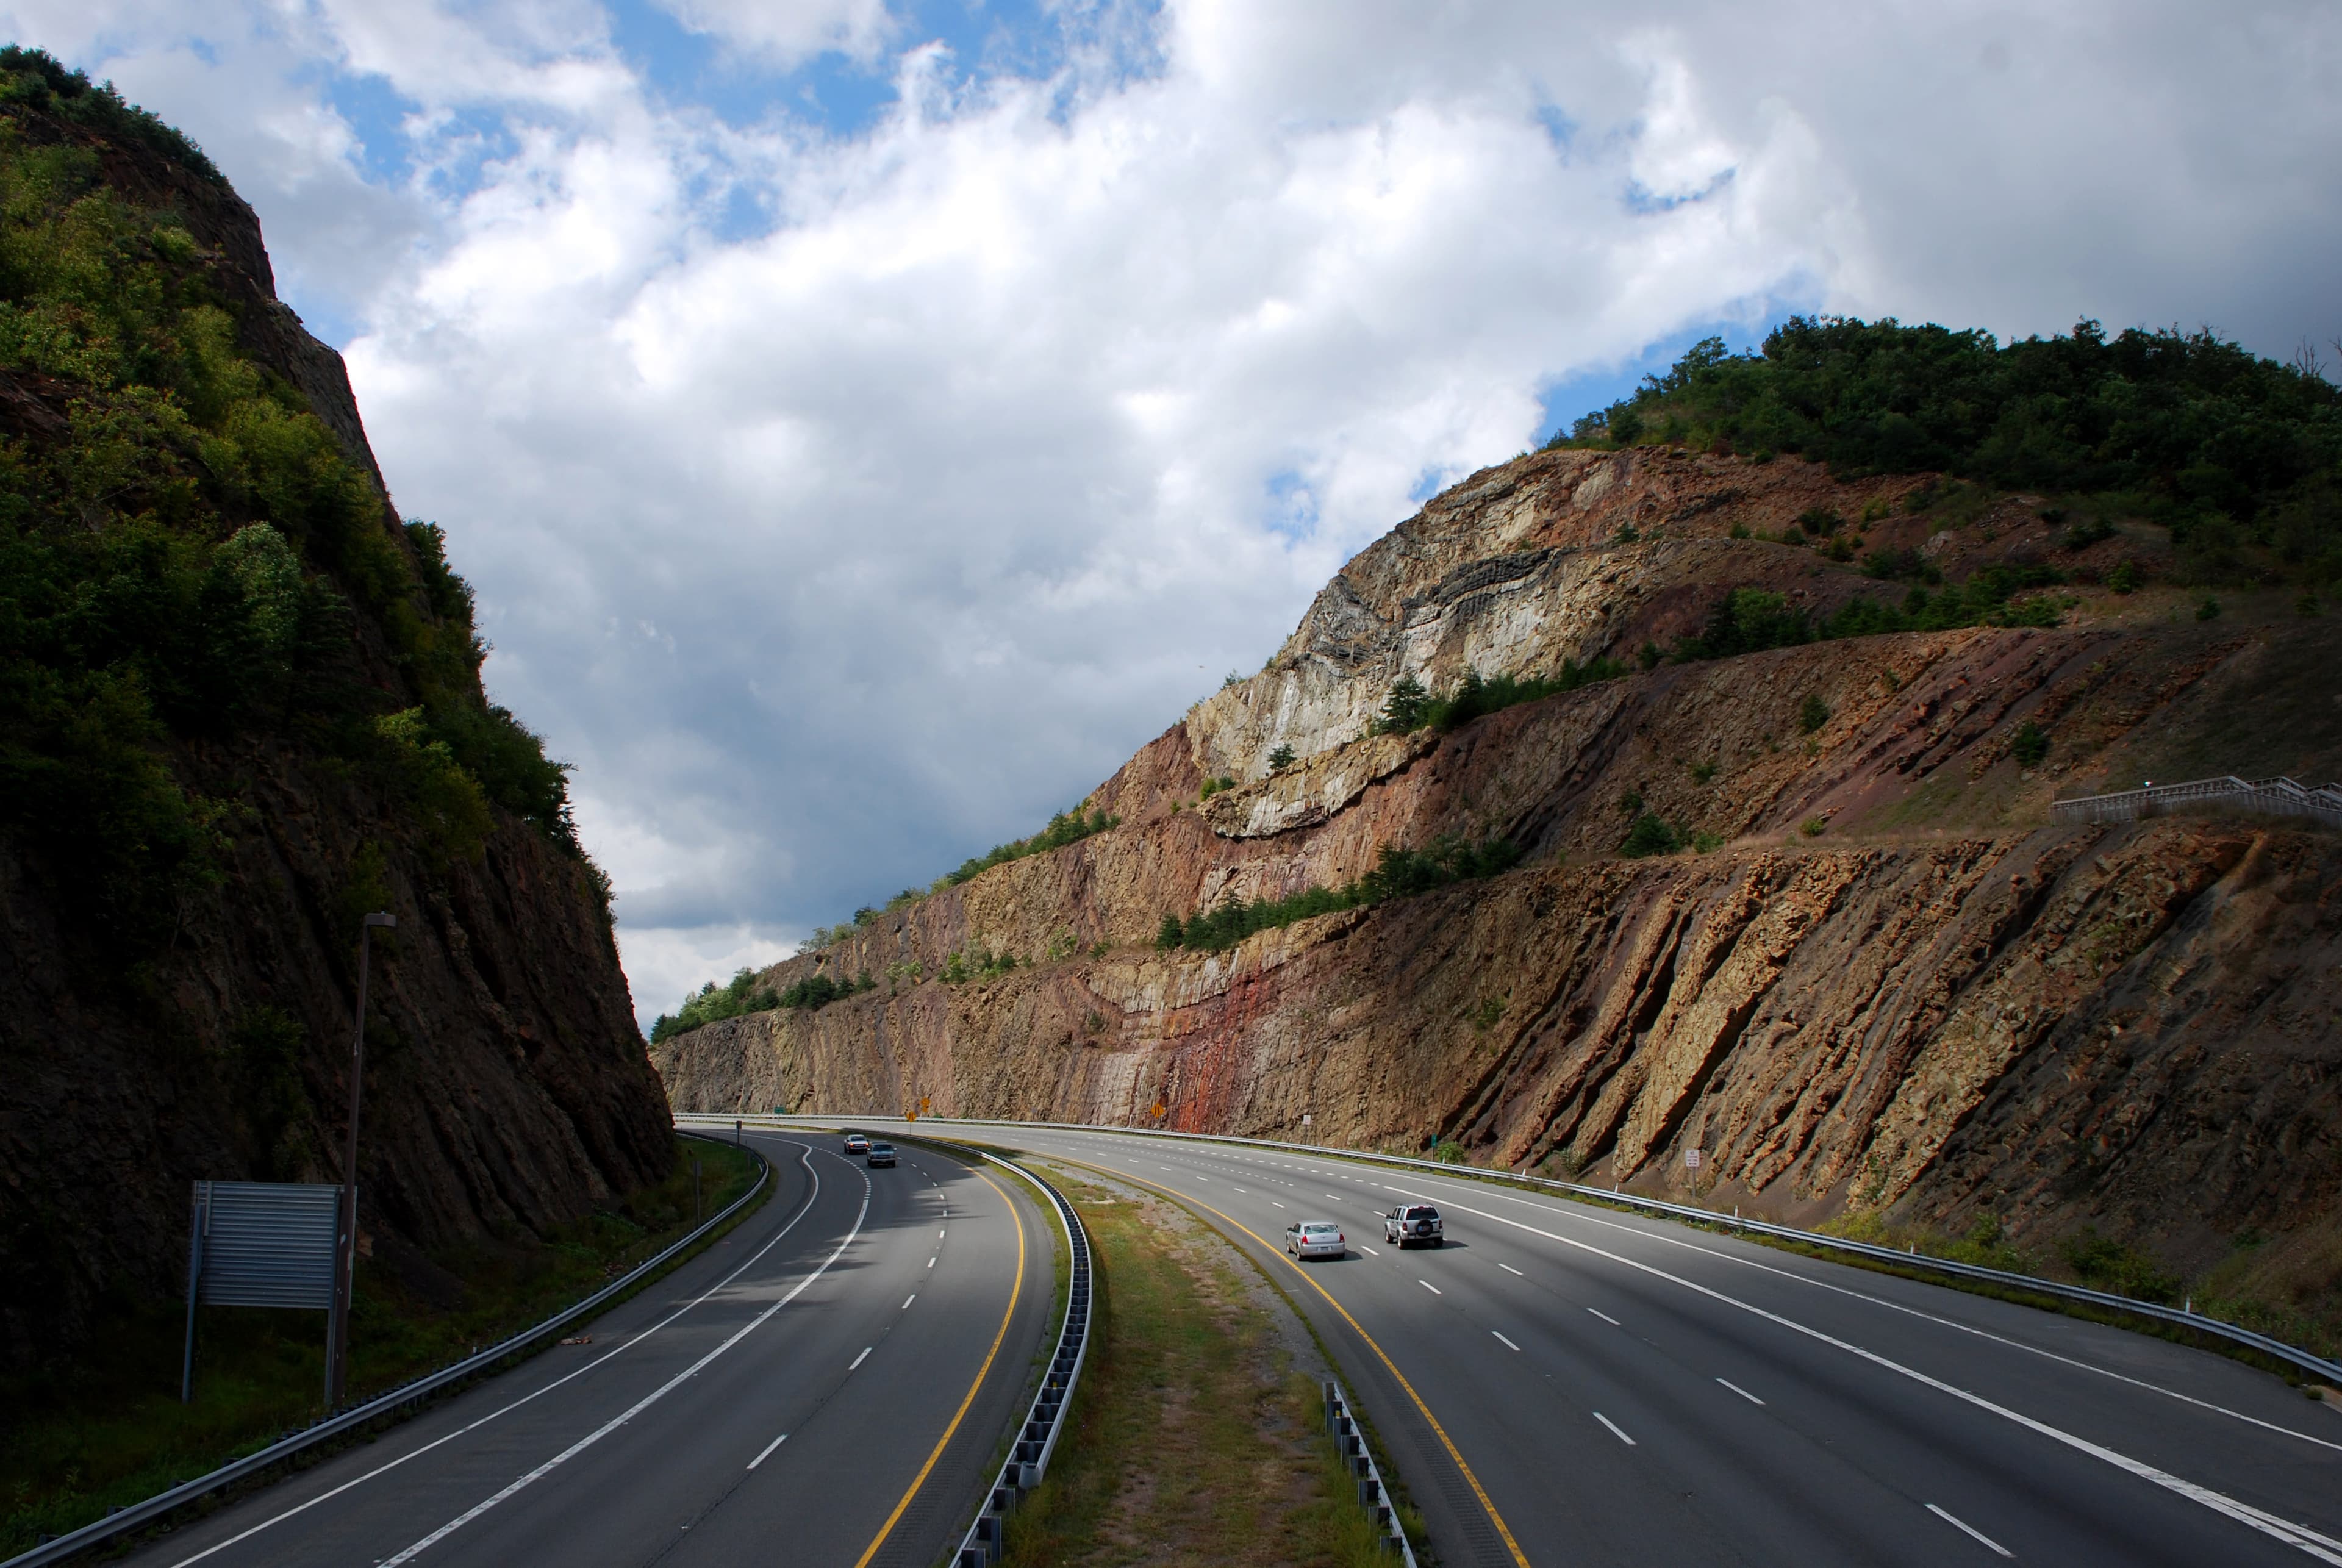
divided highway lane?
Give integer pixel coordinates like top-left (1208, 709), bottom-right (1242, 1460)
top-left (979, 1125), bottom-right (2342, 1568)
top-left (126, 1133), bottom-right (1052, 1568)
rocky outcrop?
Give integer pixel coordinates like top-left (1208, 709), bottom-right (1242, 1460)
top-left (0, 86), bottom-right (671, 1370)
top-left (658, 442), bottom-right (2341, 1280)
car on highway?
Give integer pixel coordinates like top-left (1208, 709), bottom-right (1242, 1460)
top-left (1384, 1204), bottom-right (1444, 1248)
top-left (1284, 1220), bottom-right (1345, 1259)
top-left (865, 1141), bottom-right (898, 1167)
top-left (843, 1133), bottom-right (870, 1155)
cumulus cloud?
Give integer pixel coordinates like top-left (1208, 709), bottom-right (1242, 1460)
top-left (10, 0), bottom-right (2337, 1026)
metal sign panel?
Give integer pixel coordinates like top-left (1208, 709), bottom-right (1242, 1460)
top-left (192, 1181), bottom-right (342, 1309)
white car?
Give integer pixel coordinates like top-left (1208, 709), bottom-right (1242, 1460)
top-left (1285, 1220), bottom-right (1345, 1259)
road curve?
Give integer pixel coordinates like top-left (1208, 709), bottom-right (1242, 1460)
top-left (937, 1122), bottom-right (2342, 1568)
top-left (125, 1133), bottom-right (1052, 1568)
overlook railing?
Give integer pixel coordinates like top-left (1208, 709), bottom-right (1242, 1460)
top-left (2052, 775), bottom-right (2342, 830)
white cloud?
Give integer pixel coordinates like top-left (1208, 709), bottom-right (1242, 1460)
top-left (12, 0), bottom-right (2338, 1027)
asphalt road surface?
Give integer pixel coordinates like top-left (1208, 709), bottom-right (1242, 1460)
top-left (127, 1132), bottom-right (1052, 1568)
top-left (901, 1120), bottom-right (2342, 1568)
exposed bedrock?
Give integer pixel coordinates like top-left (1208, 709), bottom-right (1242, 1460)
top-left (657, 445), bottom-right (2342, 1273)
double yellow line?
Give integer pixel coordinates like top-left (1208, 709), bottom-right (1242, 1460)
top-left (1045, 1155), bottom-right (1531, 1568)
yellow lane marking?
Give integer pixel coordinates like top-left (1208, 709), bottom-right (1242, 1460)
top-left (850, 1166), bottom-right (1026, 1568)
top-left (1046, 1154), bottom-right (1531, 1568)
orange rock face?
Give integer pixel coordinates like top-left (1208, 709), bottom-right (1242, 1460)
top-left (656, 448), bottom-right (2342, 1267)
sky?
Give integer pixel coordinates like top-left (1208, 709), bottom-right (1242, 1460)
top-left (7, 0), bottom-right (2337, 1026)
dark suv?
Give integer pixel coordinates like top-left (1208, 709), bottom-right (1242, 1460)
top-left (1384, 1205), bottom-right (1444, 1248)
top-left (865, 1142), bottom-right (898, 1167)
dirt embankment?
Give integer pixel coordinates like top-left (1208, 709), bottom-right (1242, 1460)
top-left (657, 445), bottom-right (2342, 1293)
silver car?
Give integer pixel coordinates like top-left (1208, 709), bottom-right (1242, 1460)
top-left (1384, 1205), bottom-right (1444, 1248)
top-left (1285, 1220), bottom-right (1345, 1259)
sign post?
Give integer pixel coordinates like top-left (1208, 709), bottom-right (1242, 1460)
top-left (329, 911), bottom-right (395, 1411)
top-left (182, 1181), bottom-right (343, 1405)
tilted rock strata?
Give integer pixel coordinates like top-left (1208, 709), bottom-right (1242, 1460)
top-left (659, 589), bottom-right (2341, 1265)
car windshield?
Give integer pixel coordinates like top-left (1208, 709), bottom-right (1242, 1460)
top-left (1411, 1208), bottom-right (1438, 1219)
top-left (870, 1144), bottom-right (892, 1151)
top-left (1303, 1223), bottom-right (1336, 1234)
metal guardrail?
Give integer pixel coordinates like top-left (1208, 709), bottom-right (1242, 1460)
top-left (1323, 1377), bottom-right (1417, 1563)
top-left (8, 1133), bottom-right (770, 1568)
top-left (2052, 774), bottom-right (2342, 829)
top-left (695, 1115), bottom-right (2342, 1389)
top-left (945, 1156), bottom-right (1092, 1568)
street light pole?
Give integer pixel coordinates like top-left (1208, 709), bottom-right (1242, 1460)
top-left (329, 911), bottom-right (395, 1411)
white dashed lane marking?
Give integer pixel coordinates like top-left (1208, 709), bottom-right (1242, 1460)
top-left (1588, 1308), bottom-right (1620, 1326)
top-left (1927, 1505), bottom-right (2013, 1558)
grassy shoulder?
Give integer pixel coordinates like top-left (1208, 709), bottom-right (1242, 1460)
top-left (1000, 1173), bottom-right (1390, 1568)
top-left (1, 1136), bottom-right (761, 1553)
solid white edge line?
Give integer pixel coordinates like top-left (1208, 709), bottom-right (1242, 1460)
top-left (1927, 1503), bottom-right (2014, 1558)
top-left (1588, 1308), bottom-right (1620, 1325)
top-left (1413, 1188), bottom-right (2342, 1563)
top-left (1011, 1131), bottom-right (2342, 1558)
top-left (1164, 1136), bottom-right (2342, 1457)
top-left (745, 1431), bottom-right (788, 1470)
top-left (1470, 1186), bottom-right (2342, 1457)
top-left (167, 1140), bottom-right (834, 1568)
top-left (849, 1346), bottom-right (872, 1370)
top-left (1717, 1378), bottom-right (1766, 1406)
top-left (1594, 1412), bottom-right (1636, 1447)
top-left (1493, 1331), bottom-right (1520, 1352)
top-left (378, 1171), bottom-right (875, 1567)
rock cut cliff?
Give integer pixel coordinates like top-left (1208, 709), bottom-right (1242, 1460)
top-left (0, 61), bottom-right (673, 1371)
top-left (659, 389), bottom-right (2342, 1319)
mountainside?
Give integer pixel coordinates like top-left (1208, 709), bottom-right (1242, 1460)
top-left (0, 53), bottom-right (672, 1372)
top-left (657, 343), bottom-right (2342, 1330)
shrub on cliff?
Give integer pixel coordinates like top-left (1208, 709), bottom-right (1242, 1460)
top-left (0, 48), bottom-right (220, 181)
top-left (1375, 660), bottom-right (1628, 737)
top-left (778, 972), bottom-right (875, 1009)
top-left (1550, 315), bottom-right (2342, 589)
top-left (1619, 814), bottom-right (1682, 857)
top-left (649, 967), bottom-right (779, 1043)
top-left (936, 803), bottom-right (1120, 892)
top-left (1158, 834), bottom-right (1521, 953)
top-left (1671, 566), bottom-right (2068, 671)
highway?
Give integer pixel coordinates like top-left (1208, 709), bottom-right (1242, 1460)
top-left (125, 1133), bottom-right (1052, 1568)
top-left (936, 1122), bottom-right (2342, 1568)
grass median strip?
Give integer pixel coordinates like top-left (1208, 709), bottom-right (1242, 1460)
top-left (1000, 1173), bottom-right (1394, 1567)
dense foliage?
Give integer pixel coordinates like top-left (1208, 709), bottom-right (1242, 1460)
top-left (648, 964), bottom-right (881, 1041)
top-left (1554, 315), bottom-right (2342, 586)
top-left (1377, 659), bottom-right (1628, 736)
top-left (0, 105), bottom-right (587, 950)
top-left (940, 804), bottom-right (1121, 887)
top-left (0, 48), bottom-right (220, 182)
top-left (1155, 835), bottom-right (1522, 953)
top-left (648, 968), bottom-right (778, 1044)
top-left (1667, 568), bottom-right (2068, 668)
